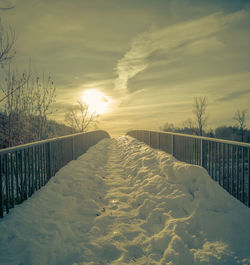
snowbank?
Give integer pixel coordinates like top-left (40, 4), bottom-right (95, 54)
top-left (0, 136), bottom-right (249, 265)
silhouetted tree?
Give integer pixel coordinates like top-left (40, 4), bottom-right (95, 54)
top-left (31, 74), bottom-right (56, 139)
top-left (0, 69), bottom-right (56, 147)
top-left (162, 122), bottom-right (175, 132)
top-left (215, 126), bottom-right (239, 141)
top-left (65, 101), bottom-right (97, 132)
top-left (193, 96), bottom-right (208, 136)
top-left (233, 109), bottom-right (247, 142)
top-left (0, 20), bottom-right (57, 147)
top-left (0, 19), bottom-right (15, 65)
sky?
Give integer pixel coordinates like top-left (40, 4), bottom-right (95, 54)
top-left (0, 0), bottom-right (250, 136)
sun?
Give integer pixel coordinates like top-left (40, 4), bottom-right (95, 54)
top-left (82, 89), bottom-right (109, 115)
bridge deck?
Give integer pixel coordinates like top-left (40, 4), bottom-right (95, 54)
top-left (0, 136), bottom-right (250, 265)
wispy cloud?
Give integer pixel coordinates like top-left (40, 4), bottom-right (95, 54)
top-left (0, 0), bottom-right (15, 9)
top-left (115, 10), bottom-right (247, 93)
top-left (216, 89), bottom-right (250, 102)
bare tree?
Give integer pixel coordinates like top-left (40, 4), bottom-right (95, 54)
top-left (0, 68), bottom-right (56, 147)
top-left (0, 19), bottom-right (57, 147)
top-left (0, 19), bottom-right (15, 65)
top-left (233, 109), bottom-right (247, 142)
top-left (65, 101), bottom-right (97, 133)
top-left (0, 69), bottom-right (30, 146)
top-left (31, 74), bottom-right (56, 139)
top-left (162, 122), bottom-right (175, 132)
top-left (182, 118), bottom-right (195, 129)
top-left (0, 19), bottom-right (17, 105)
top-left (193, 96), bottom-right (208, 136)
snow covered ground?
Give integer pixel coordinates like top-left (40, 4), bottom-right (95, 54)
top-left (0, 136), bottom-right (250, 265)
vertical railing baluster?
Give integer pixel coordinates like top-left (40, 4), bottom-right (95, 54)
top-left (31, 147), bottom-right (34, 195)
top-left (242, 147), bottom-right (245, 204)
top-left (38, 145), bottom-right (42, 188)
top-left (0, 155), bottom-right (3, 218)
top-left (40, 145), bottom-right (43, 186)
top-left (42, 144), bottom-right (46, 185)
top-left (45, 143), bottom-right (48, 183)
top-left (24, 149), bottom-right (27, 200)
top-left (222, 144), bottom-right (225, 188)
top-left (47, 143), bottom-right (51, 180)
top-left (194, 139), bottom-right (196, 164)
top-left (10, 154), bottom-right (14, 208)
top-left (211, 142), bottom-right (214, 180)
top-left (44, 144), bottom-right (47, 184)
top-left (172, 135), bottom-right (175, 156)
top-left (248, 148), bottom-right (250, 207)
top-left (218, 143), bottom-right (221, 185)
top-left (158, 132), bottom-right (160, 150)
top-left (227, 144), bottom-right (230, 192)
top-left (20, 150), bottom-right (24, 201)
top-left (36, 145), bottom-right (39, 190)
top-left (231, 146), bottom-right (234, 196)
top-left (4, 154), bottom-right (9, 214)
top-left (205, 140), bottom-right (207, 171)
top-left (215, 142), bottom-right (218, 182)
top-left (41, 144), bottom-right (44, 187)
top-left (236, 146), bottom-right (240, 200)
top-left (34, 145), bottom-right (37, 191)
top-left (28, 148), bottom-right (31, 196)
top-left (49, 142), bottom-right (52, 177)
top-left (207, 141), bottom-right (210, 175)
top-left (15, 151), bottom-right (19, 204)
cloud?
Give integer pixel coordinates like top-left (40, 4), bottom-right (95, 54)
top-left (0, 0), bottom-right (15, 9)
top-left (114, 10), bottom-right (248, 93)
top-left (216, 89), bottom-right (250, 102)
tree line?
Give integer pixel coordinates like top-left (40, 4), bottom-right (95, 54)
top-left (0, 20), bottom-right (97, 149)
top-left (161, 96), bottom-right (249, 143)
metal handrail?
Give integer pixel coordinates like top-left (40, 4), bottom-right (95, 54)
top-left (0, 130), bottom-right (110, 217)
top-left (127, 130), bottom-right (250, 207)
top-left (134, 129), bottom-right (250, 148)
top-left (0, 131), bottom-right (106, 154)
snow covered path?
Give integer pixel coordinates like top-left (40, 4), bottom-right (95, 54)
top-left (0, 136), bottom-right (250, 265)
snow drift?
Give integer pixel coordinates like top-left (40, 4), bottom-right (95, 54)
top-left (0, 136), bottom-right (249, 265)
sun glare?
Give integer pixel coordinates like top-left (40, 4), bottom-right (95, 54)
top-left (82, 89), bottom-right (109, 115)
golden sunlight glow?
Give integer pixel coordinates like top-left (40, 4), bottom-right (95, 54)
top-left (82, 89), bottom-right (109, 115)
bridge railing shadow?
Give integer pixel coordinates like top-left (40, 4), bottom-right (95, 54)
top-left (0, 130), bottom-right (110, 218)
top-left (127, 130), bottom-right (250, 208)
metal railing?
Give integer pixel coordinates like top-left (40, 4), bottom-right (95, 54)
top-left (127, 130), bottom-right (250, 207)
top-left (0, 130), bottom-right (110, 217)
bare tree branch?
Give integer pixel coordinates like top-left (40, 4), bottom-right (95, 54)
top-left (0, 24), bottom-right (16, 64)
top-left (233, 109), bottom-right (247, 142)
top-left (193, 96), bottom-right (208, 136)
top-left (64, 101), bottom-right (98, 133)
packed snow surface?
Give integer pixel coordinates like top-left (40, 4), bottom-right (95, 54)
top-left (0, 136), bottom-right (250, 265)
